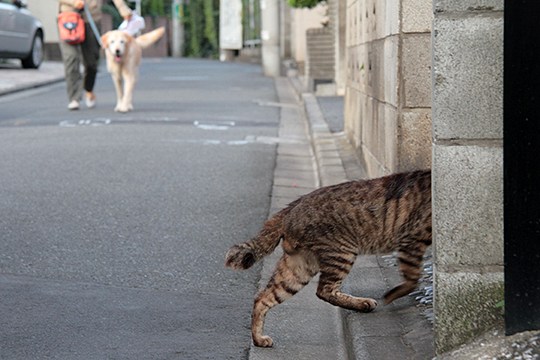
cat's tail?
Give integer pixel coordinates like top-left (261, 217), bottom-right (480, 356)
top-left (225, 206), bottom-right (292, 270)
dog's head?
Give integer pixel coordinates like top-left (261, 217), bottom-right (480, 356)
top-left (101, 30), bottom-right (133, 63)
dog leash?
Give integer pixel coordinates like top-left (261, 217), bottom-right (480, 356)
top-left (83, 4), bottom-right (102, 47)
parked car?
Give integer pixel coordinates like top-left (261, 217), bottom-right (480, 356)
top-left (0, 0), bottom-right (44, 68)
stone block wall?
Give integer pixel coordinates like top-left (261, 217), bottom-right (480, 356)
top-left (343, 0), bottom-right (505, 354)
top-left (432, 0), bottom-right (504, 354)
top-left (288, 4), bottom-right (327, 71)
top-left (344, 0), bottom-right (432, 177)
top-left (304, 27), bottom-right (335, 90)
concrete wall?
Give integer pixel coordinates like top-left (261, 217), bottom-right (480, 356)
top-left (344, 0), bottom-right (432, 177)
top-left (27, 0), bottom-right (60, 59)
top-left (28, 0), bottom-right (58, 43)
top-left (432, 0), bottom-right (504, 354)
top-left (288, 4), bottom-right (327, 70)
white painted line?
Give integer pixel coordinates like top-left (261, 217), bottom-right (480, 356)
top-left (59, 118), bottom-right (112, 127)
top-left (193, 120), bottom-right (235, 131)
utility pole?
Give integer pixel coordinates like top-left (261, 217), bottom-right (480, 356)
top-left (172, 0), bottom-right (184, 57)
top-left (260, 0), bottom-right (280, 77)
top-left (219, 0), bottom-right (242, 61)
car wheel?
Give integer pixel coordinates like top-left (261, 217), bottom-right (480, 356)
top-left (21, 32), bottom-right (44, 69)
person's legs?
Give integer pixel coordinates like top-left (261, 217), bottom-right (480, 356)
top-left (59, 41), bottom-right (82, 109)
top-left (81, 23), bottom-right (100, 108)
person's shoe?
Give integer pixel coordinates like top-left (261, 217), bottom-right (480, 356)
top-left (68, 100), bottom-right (80, 110)
top-left (85, 92), bottom-right (96, 108)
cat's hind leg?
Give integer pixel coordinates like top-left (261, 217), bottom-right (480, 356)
top-left (251, 251), bottom-right (318, 347)
top-left (383, 236), bottom-right (430, 304)
top-left (316, 254), bottom-right (378, 312)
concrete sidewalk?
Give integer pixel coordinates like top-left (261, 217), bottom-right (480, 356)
top-left (253, 76), bottom-right (435, 360)
top-left (0, 60), bottom-right (65, 96)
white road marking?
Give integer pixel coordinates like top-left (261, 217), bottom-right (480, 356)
top-left (193, 120), bottom-right (235, 131)
top-left (59, 118), bottom-right (112, 127)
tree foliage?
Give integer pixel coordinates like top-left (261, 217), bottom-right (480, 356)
top-left (287, 0), bottom-right (325, 8)
top-left (184, 0), bottom-right (219, 58)
top-left (141, 0), bottom-right (171, 16)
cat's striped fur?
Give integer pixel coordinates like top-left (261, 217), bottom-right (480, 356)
top-left (225, 170), bottom-right (431, 347)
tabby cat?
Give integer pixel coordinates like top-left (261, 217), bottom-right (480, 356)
top-left (225, 170), bottom-right (431, 347)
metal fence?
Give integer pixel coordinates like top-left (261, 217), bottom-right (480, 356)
top-left (242, 0), bottom-right (261, 47)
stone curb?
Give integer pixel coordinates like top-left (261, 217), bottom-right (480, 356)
top-left (292, 80), bottom-right (356, 360)
top-left (301, 92), bottom-right (348, 187)
top-left (0, 77), bottom-right (64, 97)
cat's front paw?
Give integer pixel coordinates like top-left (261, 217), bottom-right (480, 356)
top-left (253, 335), bottom-right (273, 347)
top-left (361, 298), bottom-right (378, 312)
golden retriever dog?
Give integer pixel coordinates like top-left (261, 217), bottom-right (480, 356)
top-left (101, 27), bottom-right (165, 113)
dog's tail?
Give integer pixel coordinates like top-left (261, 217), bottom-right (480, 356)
top-left (135, 27), bottom-right (165, 49)
top-left (225, 204), bottom-right (295, 270)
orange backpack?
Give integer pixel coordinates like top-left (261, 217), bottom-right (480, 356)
top-left (57, 11), bottom-right (85, 45)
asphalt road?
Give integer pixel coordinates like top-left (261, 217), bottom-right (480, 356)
top-left (0, 58), bottom-right (280, 359)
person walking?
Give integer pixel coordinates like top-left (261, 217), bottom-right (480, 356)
top-left (58, 0), bottom-right (132, 110)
